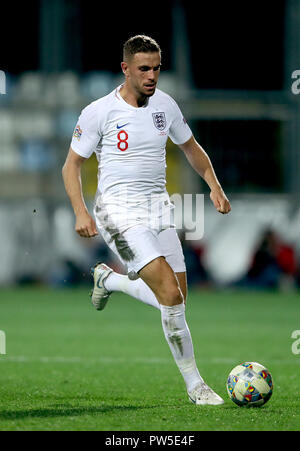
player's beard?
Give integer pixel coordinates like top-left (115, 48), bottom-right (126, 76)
top-left (133, 80), bottom-right (157, 98)
top-left (140, 84), bottom-right (156, 99)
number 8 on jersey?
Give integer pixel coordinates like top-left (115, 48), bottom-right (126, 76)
top-left (117, 130), bottom-right (129, 151)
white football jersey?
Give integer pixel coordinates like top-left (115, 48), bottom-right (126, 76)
top-left (71, 85), bottom-right (192, 204)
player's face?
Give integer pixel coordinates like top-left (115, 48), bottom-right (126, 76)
top-left (123, 52), bottom-right (161, 97)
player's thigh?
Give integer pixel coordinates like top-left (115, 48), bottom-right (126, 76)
top-left (138, 257), bottom-right (184, 307)
top-left (157, 228), bottom-right (187, 300)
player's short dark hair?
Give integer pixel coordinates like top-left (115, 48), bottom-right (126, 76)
top-left (123, 35), bottom-right (161, 61)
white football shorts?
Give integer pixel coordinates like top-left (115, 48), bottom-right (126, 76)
top-left (93, 191), bottom-right (186, 275)
top-left (96, 222), bottom-right (186, 279)
top-left (96, 223), bottom-right (186, 276)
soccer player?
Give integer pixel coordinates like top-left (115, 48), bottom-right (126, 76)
top-left (62, 35), bottom-right (231, 405)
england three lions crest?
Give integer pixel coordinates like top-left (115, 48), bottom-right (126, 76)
top-left (152, 112), bottom-right (166, 131)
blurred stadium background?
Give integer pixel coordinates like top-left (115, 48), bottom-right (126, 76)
top-left (1, 0), bottom-right (300, 292)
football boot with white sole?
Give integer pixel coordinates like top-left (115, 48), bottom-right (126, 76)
top-left (90, 262), bottom-right (113, 311)
top-left (188, 383), bottom-right (224, 406)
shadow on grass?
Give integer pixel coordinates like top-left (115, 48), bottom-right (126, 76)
top-left (0, 404), bottom-right (158, 420)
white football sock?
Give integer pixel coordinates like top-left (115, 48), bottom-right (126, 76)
top-left (104, 272), bottom-right (161, 310)
top-left (160, 302), bottom-right (204, 392)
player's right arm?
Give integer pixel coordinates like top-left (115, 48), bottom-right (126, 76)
top-left (63, 101), bottom-right (102, 238)
top-left (62, 148), bottom-right (98, 238)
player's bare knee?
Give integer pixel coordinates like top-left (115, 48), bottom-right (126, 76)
top-left (159, 285), bottom-right (184, 307)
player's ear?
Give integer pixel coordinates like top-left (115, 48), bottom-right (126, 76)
top-left (121, 61), bottom-right (129, 77)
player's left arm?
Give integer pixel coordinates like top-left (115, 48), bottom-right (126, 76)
top-left (179, 135), bottom-right (231, 214)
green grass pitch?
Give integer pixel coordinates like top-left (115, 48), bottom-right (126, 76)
top-left (0, 286), bottom-right (300, 431)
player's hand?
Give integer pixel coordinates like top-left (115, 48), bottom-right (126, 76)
top-left (75, 212), bottom-right (99, 238)
top-left (210, 188), bottom-right (231, 214)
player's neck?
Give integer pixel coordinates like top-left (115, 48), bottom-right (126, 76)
top-left (119, 83), bottom-right (148, 108)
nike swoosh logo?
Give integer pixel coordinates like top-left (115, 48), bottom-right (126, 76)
top-left (97, 278), bottom-right (103, 289)
top-left (117, 123), bottom-right (129, 129)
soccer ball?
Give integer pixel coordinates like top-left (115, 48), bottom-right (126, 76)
top-left (227, 362), bottom-right (273, 407)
